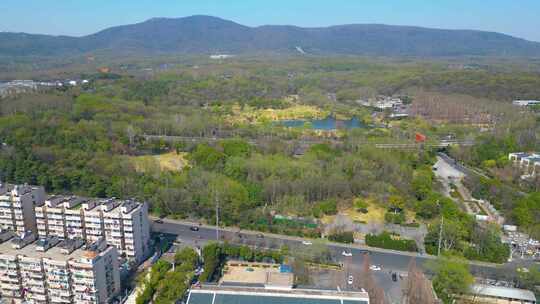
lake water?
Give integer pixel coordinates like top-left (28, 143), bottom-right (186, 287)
top-left (279, 116), bottom-right (367, 130)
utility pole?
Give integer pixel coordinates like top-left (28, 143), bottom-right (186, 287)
top-left (437, 215), bottom-right (444, 256)
top-left (215, 190), bottom-right (220, 242)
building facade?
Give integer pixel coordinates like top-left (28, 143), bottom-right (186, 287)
top-left (0, 232), bottom-right (120, 304)
top-left (0, 183), bottom-right (45, 235)
top-left (36, 197), bottom-right (151, 264)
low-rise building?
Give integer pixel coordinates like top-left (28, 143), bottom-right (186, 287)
top-left (186, 285), bottom-right (370, 304)
top-left (458, 284), bottom-right (536, 303)
top-left (512, 100), bottom-right (540, 107)
top-left (0, 231), bottom-right (120, 304)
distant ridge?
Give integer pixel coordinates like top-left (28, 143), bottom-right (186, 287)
top-left (1, 15), bottom-right (540, 57)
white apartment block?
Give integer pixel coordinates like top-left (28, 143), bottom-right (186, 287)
top-left (0, 183), bottom-right (45, 235)
top-left (37, 197), bottom-right (151, 264)
top-left (509, 152), bottom-right (540, 177)
top-left (0, 233), bottom-right (120, 304)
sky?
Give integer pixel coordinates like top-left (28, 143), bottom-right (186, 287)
top-left (1, 0), bottom-right (539, 42)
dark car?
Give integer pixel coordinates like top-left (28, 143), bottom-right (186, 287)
top-left (190, 226), bottom-right (200, 232)
top-left (359, 250), bottom-right (371, 255)
top-left (392, 273), bottom-right (398, 282)
top-left (153, 219), bottom-right (164, 224)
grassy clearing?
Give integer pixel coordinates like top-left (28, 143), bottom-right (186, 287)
top-left (227, 103), bottom-right (329, 125)
top-left (323, 199), bottom-right (387, 225)
top-left (130, 152), bottom-right (189, 173)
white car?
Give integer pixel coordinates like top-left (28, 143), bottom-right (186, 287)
top-left (302, 240), bottom-right (313, 246)
top-left (341, 251), bottom-right (352, 257)
top-left (347, 275), bottom-right (354, 285)
top-left (369, 265), bottom-right (382, 271)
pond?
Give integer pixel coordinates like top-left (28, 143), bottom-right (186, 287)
top-left (278, 116), bottom-right (368, 130)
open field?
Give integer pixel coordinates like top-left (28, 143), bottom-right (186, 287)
top-left (130, 152), bottom-right (189, 173)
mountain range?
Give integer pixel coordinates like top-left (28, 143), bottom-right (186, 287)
top-left (1, 15), bottom-right (540, 58)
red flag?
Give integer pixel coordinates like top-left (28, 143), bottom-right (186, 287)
top-left (415, 133), bottom-right (426, 143)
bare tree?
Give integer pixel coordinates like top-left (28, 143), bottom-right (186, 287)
top-left (405, 258), bottom-right (437, 304)
top-left (359, 254), bottom-right (387, 304)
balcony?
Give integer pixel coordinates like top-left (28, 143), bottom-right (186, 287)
top-left (28, 292), bottom-right (48, 301)
top-left (1, 282), bottom-right (21, 290)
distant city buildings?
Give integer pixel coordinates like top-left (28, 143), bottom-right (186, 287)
top-left (0, 79), bottom-right (90, 98)
top-left (209, 54), bottom-right (234, 59)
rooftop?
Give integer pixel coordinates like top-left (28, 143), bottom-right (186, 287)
top-left (0, 235), bottom-right (110, 263)
top-left (187, 286), bottom-right (369, 304)
top-left (470, 284), bottom-right (536, 302)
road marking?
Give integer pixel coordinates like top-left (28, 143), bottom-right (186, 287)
top-left (211, 292), bottom-right (216, 304)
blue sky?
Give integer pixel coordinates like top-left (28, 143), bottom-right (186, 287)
top-left (1, 0), bottom-right (539, 41)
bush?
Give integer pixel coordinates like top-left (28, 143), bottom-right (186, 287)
top-left (385, 211), bottom-right (406, 224)
top-left (328, 231), bottom-right (354, 243)
top-left (354, 198), bottom-right (368, 211)
top-left (365, 231), bottom-right (417, 252)
top-left (313, 199), bottom-right (338, 217)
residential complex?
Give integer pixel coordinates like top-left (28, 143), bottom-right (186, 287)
top-left (36, 196), bottom-right (151, 264)
top-left (508, 152), bottom-right (540, 178)
top-left (0, 231), bottom-right (120, 304)
top-left (0, 183), bottom-right (45, 235)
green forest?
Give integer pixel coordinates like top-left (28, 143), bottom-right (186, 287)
top-left (1, 57), bottom-right (539, 264)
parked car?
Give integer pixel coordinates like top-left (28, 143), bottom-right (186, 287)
top-left (369, 265), bottom-right (381, 271)
top-left (302, 240), bottom-right (313, 245)
top-left (341, 251), bottom-right (353, 257)
top-left (153, 219), bottom-right (164, 224)
top-left (347, 275), bottom-right (354, 285)
top-left (256, 234), bottom-right (264, 238)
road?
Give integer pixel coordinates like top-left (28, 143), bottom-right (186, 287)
top-left (151, 218), bottom-right (505, 277)
top-left (143, 134), bottom-right (474, 149)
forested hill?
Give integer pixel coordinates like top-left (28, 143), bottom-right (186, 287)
top-left (2, 15), bottom-right (540, 58)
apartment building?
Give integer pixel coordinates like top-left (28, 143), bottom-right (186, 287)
top-left (509, 152), bottom-right (540, 177)
top-left (0, 231), bottom-right (120, 304)
top-left (0, 183), bottom-right (45, 235)
top-left (36, 196), bottom-right (88, 240)
top-left (37, 197), bottom-right (151, 264)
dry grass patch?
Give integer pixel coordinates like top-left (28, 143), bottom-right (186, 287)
top-left (131, 152), bottom-right (189, 173)
top-left (227, 103), bottom-right (329, 125)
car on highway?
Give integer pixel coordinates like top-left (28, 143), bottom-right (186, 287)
top-left (369, 265), bottom-right (382, 271)
top-left (347, 275), bottom-right (354, 285)
top-left (302, 240), bottom-right (313, 245)
top-left (153, 219), bottom-right (164, 224)
top-left (341, 251), bottom-right (352, 257)
top-left (190, 226), bottom-right (200, 232)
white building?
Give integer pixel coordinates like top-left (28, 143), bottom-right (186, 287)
top-left (0, 232), bottom-right (120, 304)
top-left (0, 183), bottom-right (45, 235)
top-left (36, 197), bottom-right (151, 264)
top-left (512, 100), bottom-right (540, 107)
top-left (509, 152), bottom-right (540, 177)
